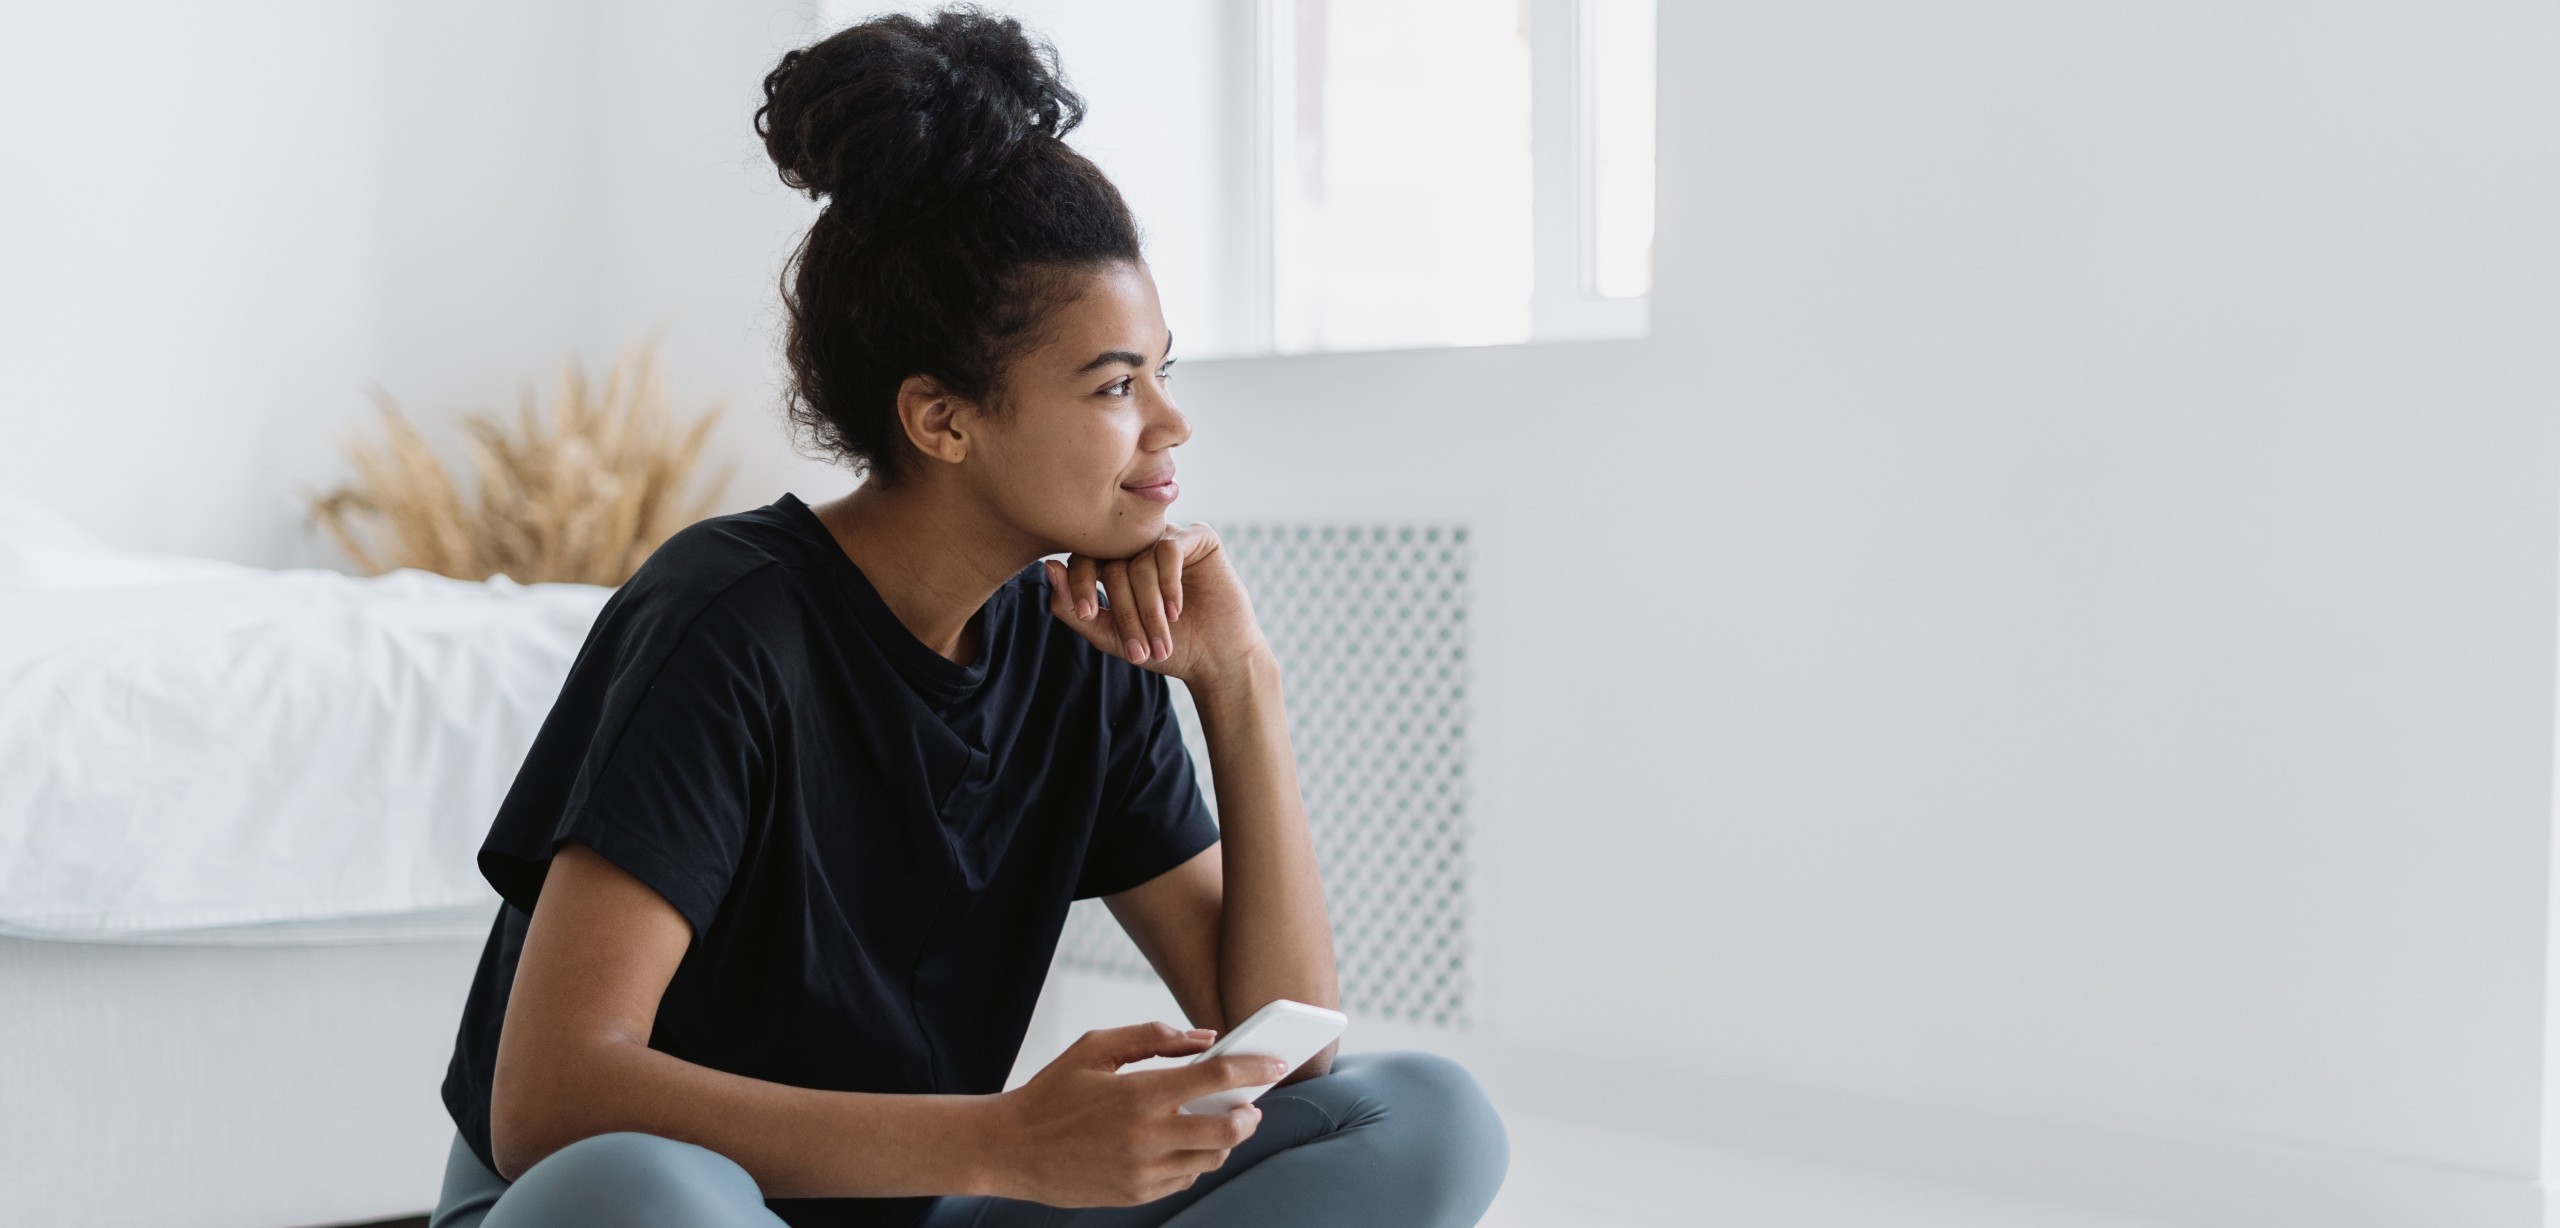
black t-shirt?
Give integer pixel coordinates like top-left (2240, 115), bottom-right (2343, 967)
top-left (439, 491), bottom-right (1220, 1228)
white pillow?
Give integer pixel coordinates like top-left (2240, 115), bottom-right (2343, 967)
top-left (0, 489), bottom-right (257, 590)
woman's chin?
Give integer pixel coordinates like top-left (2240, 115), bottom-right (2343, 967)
top-left (1052, 513), bottom-right (1165, 561)
top-left (1107, 520), bottom-right (1166, 555)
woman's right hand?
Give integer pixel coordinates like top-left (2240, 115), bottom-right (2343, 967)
top-left (985, 1021), bottom-right (1286, 1207)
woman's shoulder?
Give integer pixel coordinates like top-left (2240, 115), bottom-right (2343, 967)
top-left (590, 504), bottom-right (829, 657)
top-left (636, 500), bottom-right (822, 588)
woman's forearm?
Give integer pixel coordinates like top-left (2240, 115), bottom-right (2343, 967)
top-left (1189, 649), bottom-right (1342, 1054)
top-left (492, 1035), bottom-right (1001, 1198)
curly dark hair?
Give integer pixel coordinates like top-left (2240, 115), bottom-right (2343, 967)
top-left (756, 5), bottom-right (1143, 484)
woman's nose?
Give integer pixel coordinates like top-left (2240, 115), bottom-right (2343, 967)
top-left (1146, 385), bottom-right (1192, 448)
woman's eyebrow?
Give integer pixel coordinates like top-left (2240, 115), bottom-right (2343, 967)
top-left (1074, 349), bottom-right (1147, 375)
top-left (1073, 332), bottom-right (1176, 376)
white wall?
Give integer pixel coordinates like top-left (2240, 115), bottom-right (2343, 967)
top-left (0, 2), bottom-right (377, 565)
top-left (0, 0), bottom-right (835, 570)
top-left (369, 0), bottom-right (849, 549)
top-left (7, 3), bottom-right (2559, 1226)
top-left (1145, 3), bottom-right (2560, 1224)
top-left (367, 0), bottom-right (601, 445)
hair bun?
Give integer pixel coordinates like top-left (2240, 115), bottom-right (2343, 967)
top-left (758, 6), bottom-right (1085, 226)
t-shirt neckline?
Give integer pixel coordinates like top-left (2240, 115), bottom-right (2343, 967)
top-left (773, 491), bottom-right (999, 704)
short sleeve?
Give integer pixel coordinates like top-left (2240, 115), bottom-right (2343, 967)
top-left (476, 579), bottom-right (774, 941)
top-left (1076, 669), bottom-right (1221, 899)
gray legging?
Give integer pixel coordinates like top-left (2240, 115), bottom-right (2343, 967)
top-left (429, 1051), bottom-right (1508, 1228)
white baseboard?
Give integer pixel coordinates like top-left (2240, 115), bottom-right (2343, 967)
top-left (1029, 966), bottom-right (2549, 1228)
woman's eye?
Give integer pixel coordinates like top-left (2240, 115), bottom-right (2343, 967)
top-left (1102, 377), bottom-right (1132, 397)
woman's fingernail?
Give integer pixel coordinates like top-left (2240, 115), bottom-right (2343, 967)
top-left (1126, 638), bottom-right (1147, 661)
top-left (1079, 600), bottom-right (1094, 620)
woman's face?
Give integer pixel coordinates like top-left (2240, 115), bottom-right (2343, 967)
top-left (963, 261), bottom-right (1190, 560)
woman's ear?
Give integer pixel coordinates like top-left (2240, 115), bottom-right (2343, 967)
top-left (894, 374), bottom-right (975, 467)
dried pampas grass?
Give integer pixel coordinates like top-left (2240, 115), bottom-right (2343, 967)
top-left (309, 339), bottom-right (735, 587)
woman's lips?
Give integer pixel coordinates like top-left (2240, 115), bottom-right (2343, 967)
top-left (1121, 477), bottom-right (1179, 505)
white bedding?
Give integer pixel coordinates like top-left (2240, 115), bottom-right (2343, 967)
top-left (0, 493), bottom-right (611, 938)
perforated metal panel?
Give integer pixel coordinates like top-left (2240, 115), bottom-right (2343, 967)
top-left (1055, 524), bottom-right (1472, 1028)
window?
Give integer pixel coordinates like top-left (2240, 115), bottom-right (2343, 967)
top-left (1264, 1), bottom-right (1537, 353)
top-left (829, 1), bottom-right (1656, 357)
top-left (1260, 0), bottom-right (1656, 355)
top-left (1580, 0), bottom-right (1657, 302)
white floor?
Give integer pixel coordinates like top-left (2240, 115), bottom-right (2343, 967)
top-left (1021, 970), bottom-right (2183, 1228)
top-left (1477, 1111), bottom-right (2175, 1228)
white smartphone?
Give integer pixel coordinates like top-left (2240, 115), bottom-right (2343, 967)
top-left (1177, 998), bottom-right (1349, 1116)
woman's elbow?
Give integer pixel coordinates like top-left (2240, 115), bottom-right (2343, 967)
top-left (487, 1094), bottom-right (539, 1181)
top-left (487, 1066), bottom-right (577, 1181)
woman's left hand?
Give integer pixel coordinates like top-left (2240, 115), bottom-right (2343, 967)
top-left (1044, 523), bottom-right (1270, 689)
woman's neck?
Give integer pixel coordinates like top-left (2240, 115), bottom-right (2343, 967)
top-left (808, 479), bottom-right (1036, 666)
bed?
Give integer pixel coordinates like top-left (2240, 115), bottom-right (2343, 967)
top-left (0, 492), bottom-right (612, 1227)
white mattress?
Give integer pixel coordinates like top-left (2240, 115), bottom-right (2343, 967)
top-left (0, 491), bottom-right (608, 939)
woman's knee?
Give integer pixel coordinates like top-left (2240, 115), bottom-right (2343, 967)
top-left (483, 1132), bottom-right (780, 1228)
top-left (1325, 1051), bottom-right (1510, 1200)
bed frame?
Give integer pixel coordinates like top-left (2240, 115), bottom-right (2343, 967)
top-left (0, 931), bottom-right (485, 1228)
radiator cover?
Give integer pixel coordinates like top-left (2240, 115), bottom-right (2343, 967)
top-left (1055, 523), bottom-right (1473, 1028)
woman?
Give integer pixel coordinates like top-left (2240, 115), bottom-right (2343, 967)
top-left (427, 8), bottom-right (1507, 1228)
